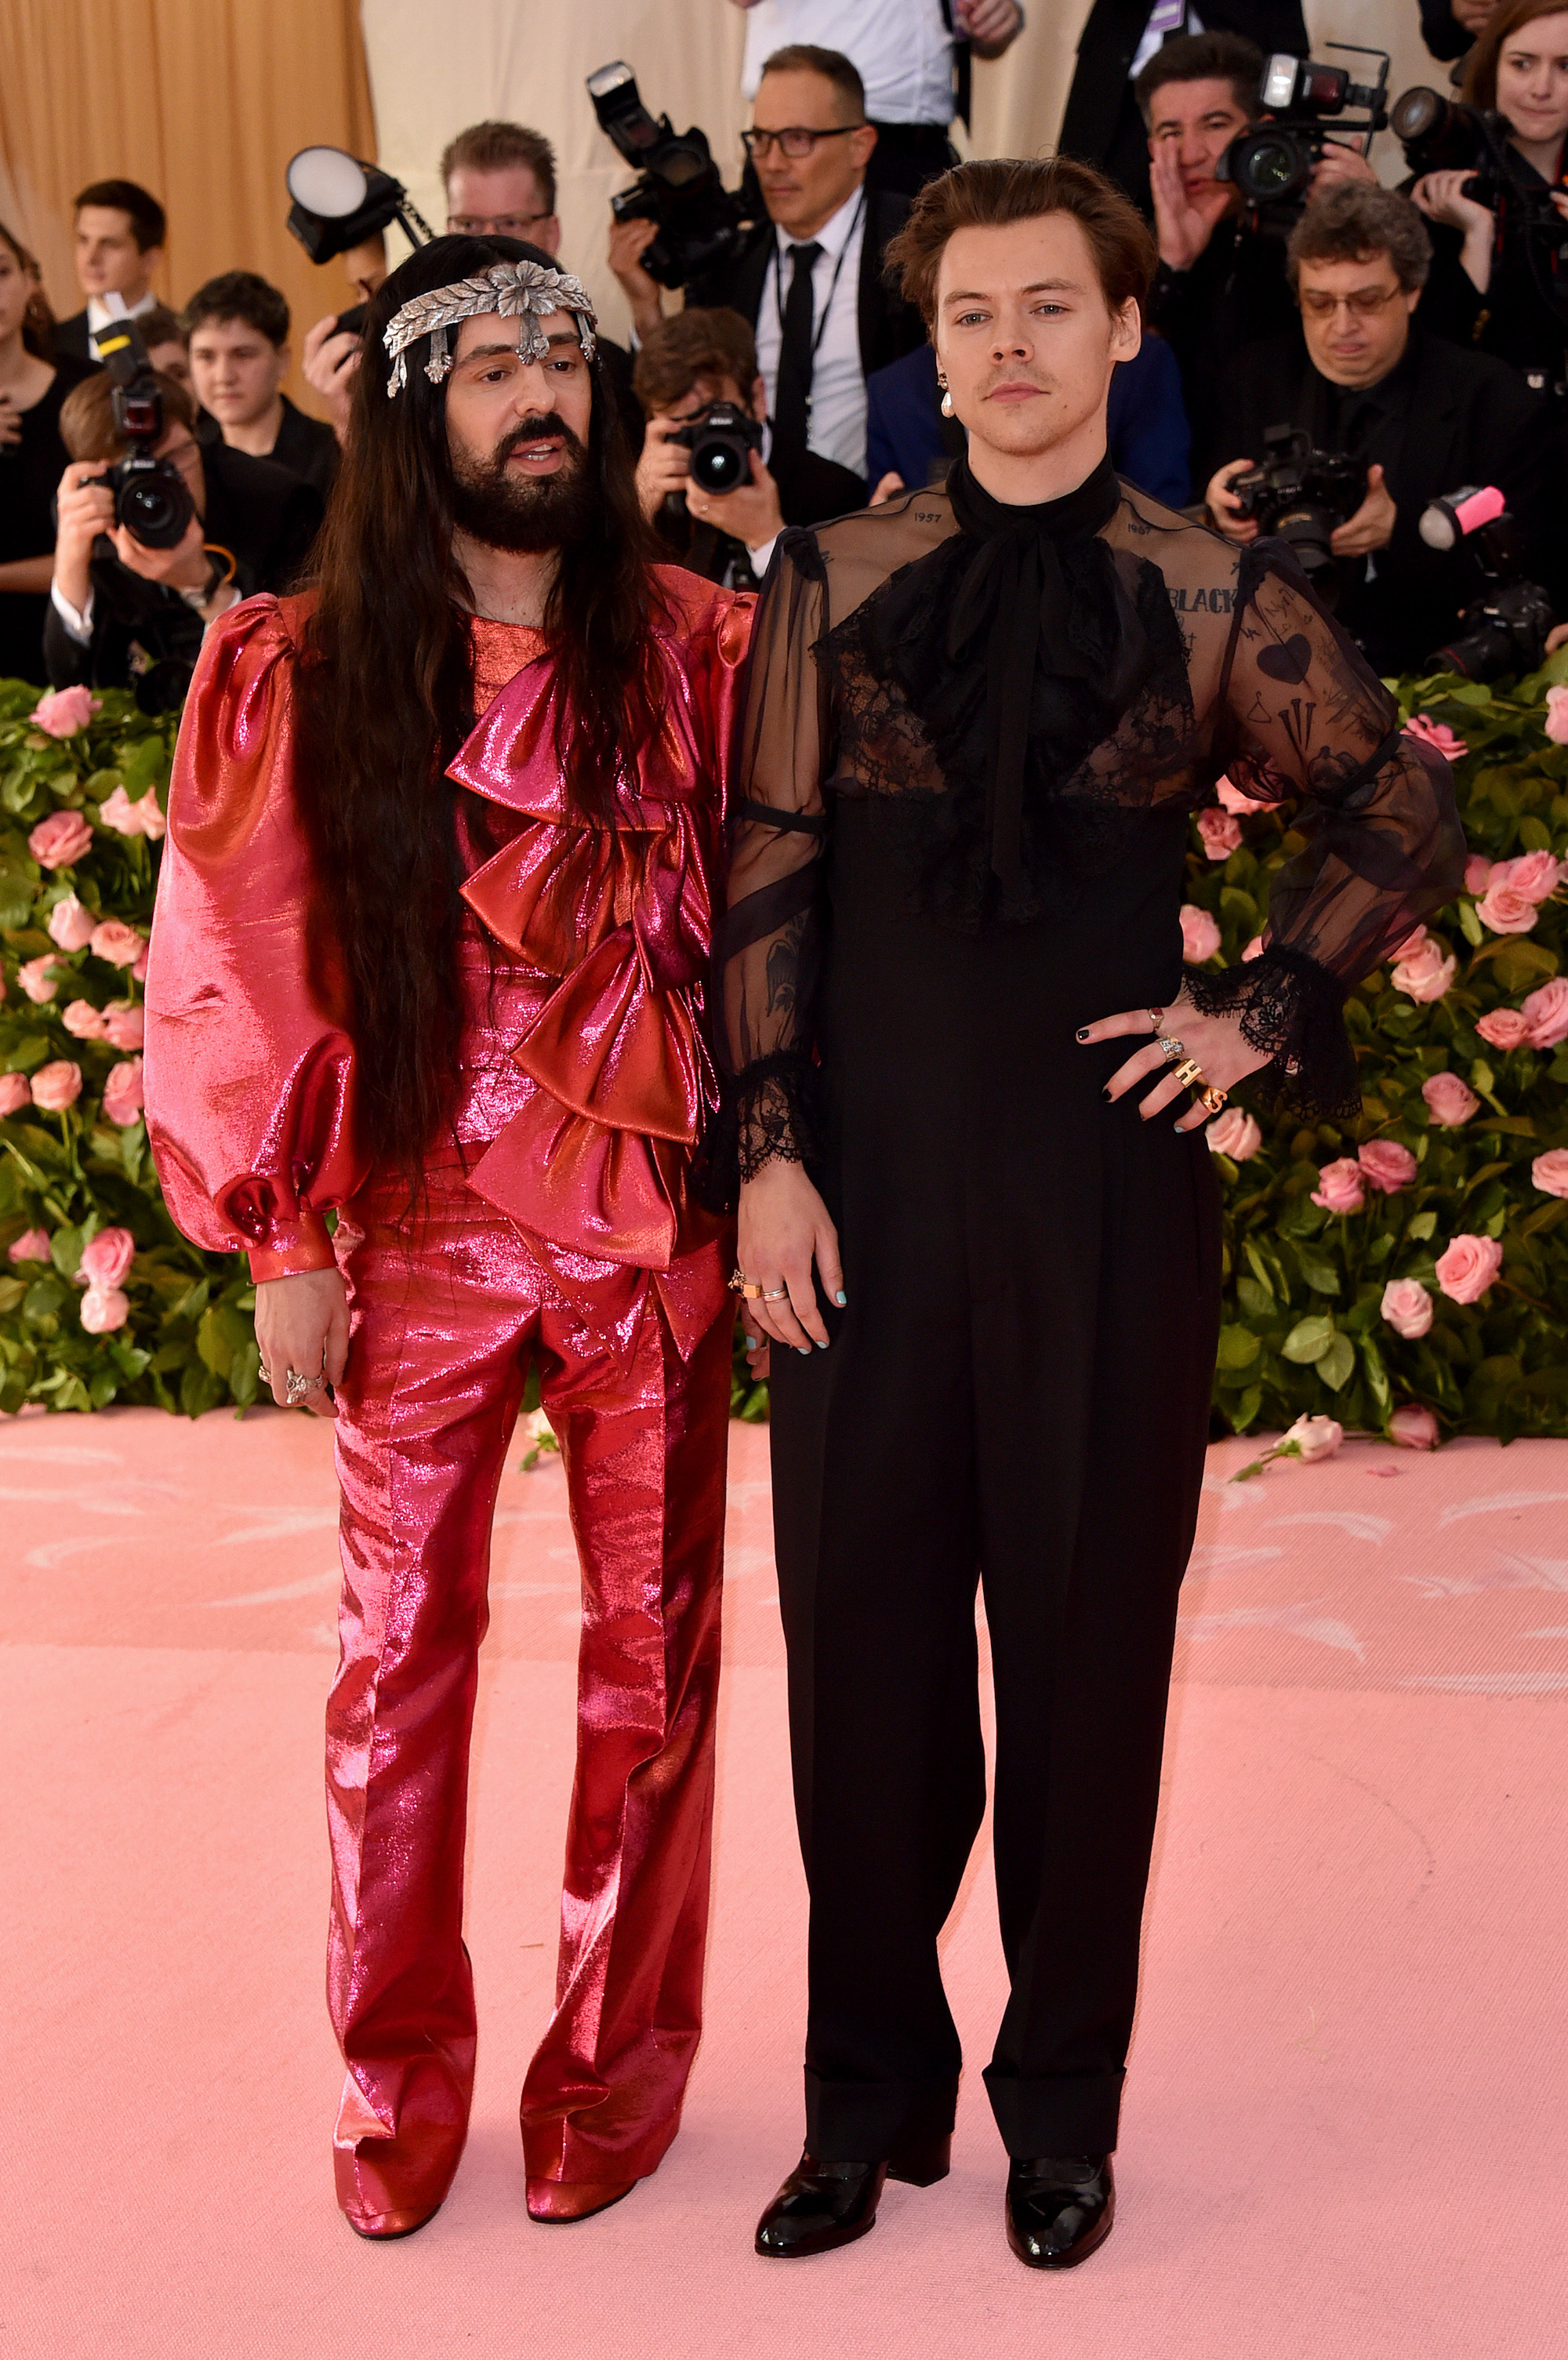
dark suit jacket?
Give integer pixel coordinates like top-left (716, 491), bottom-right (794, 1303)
top-left (44, 439), bottom-right (324, 701)
top-left (198, 394), bottom-right (340, 503)
top-left (1417, 1), bottom-right (1474, 64)
top-left (52, 309), bottom-right (93, 367)
top-left (1148, 217), bottom-right (1301, 491)
top-left (1058, 0), bottom-right (1308, 173)
top-left (688, 186), bottom-right (926, 390)
top-left (1214, 324), bottom-right (1562, 673)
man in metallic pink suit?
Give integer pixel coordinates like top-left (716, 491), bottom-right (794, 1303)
top-left (143, 238), bottom-right (753, 2239)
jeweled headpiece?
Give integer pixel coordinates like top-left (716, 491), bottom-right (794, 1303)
top-left (381, 259), bottom-right (598, 396)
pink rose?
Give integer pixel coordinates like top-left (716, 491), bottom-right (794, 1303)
top-left (1474, 1007), bottom-right (1528, 1051)
top-left (1391, 937), bottom-right (1456, 1003)
top-left (101, 1056), bottom-right (145, 1127)
top-left (7, 1226), bottom-right (51, 1263)
top-left (1402, 713), bottom-right (1468, 760)
top-left (1286, 1413), bottom-right (1343, 1461)
top-left (27, 808), bottom-right (93, 870)
top-left (78, 1225), bottom-right (135, 1289)
top-left (1422, 1069), bottom-right (1480, 1127)
top-left (31, 684), bottom-right (99, 737)
top-left (61, 999), bottom-right (107, 1040)
top-left (130, 941), bottom-right (149, 983)
top-left (1207, 1107), bottom-right (1261, 1160)
top-left (1521, 977), bottom-right (1568, 1050)
top-left (0, 1073), bottom-right (31, 1117)
top-left (1392, 925), bottom-right (1428, 957)
top-left (132, 789), bottom-right (165, 841)
top-left (1389, 1403), bottom-right (1440, 1450)
top-left (1358, 1138), bottom-right (1417, 1193)
top-left (1381, 1278), bottom-right (1434, 1339)
top-left (1434, 1232), bottom-right (1505, 1305)
top-left (47, 894), bottom-right (97, 952)
top-left (1180, 903), bottom-right (1221, 963)
top-left (1531, 1149), bottom-right (1568, 1198)
top-left (16, 956), bottom-right (60, 1004)
top-left (1312, 1156), bottom-right (1365, 1214)
top-left (79, 1285), bottom-right (129, 1334)
top-left (1544, 684), bottom-right (1568, 744)
top-left (1464, 853), bottom-right (1493, 896)
top-left (1242, 933), bottom-right (1266, 961)
top-left (29, 1059), bottom-right (82, 1112)
top-left (1214, 774), bottom-right (1270, 814)
top-left (89, 919), bottom-right (144, 969)
top-left (1492, 851), bottom-right (1562, 904)
top-left (100, 1000), bottom-right (144, 1051)
top-left (1476, 879), bottom-right (1539, 935)
top-left (1196, 807), bottom-right (1243, 860)
top-left (96, 786), bottom-right (142, 837)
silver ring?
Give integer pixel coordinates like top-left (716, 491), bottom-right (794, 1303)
top-left (1157, 1035), bottom-right (1185, 1061)
top-left (761, 1287), bottom-right (789, 1301)
top-left (285, 1366), bottom-right (325, 1403)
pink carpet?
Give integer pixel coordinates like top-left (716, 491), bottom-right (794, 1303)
top-left (3, 1408), bottom-right (1565, 2358)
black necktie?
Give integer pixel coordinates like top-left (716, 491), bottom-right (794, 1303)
top-left (772, 240), bottom-right (822, 474)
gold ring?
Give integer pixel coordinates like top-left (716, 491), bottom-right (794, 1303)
top-left (1157, 1035), bottom-right (1185, 1061)
top-left (1148, 1006), bottom-right (1163, 1032)
top-left (1199, 1084), bottom-right (1227, 1114)
top-left (730, 1266), bottom-right (765, 1298)
top-left (1171, 1056), bottom-right (1204, 1090)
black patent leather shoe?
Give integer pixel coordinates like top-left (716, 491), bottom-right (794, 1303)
top-left (754, 2133), bottom-right (950, 2258)
top-left (1004, 2154), bottom-right (1114, 2269)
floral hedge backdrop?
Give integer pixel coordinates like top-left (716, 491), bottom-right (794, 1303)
top-left (3, 667), bottom-right (1566, 1438)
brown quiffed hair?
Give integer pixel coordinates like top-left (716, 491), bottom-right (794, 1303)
top-left (1287, 182), bottom-right (1432, 293)
top-left (1462, 0), bottom-right (1568, 108)
top-left (758, 44), bottom-right (866, 119)
top-left (886, 157), bottom-right (1157, 326)
top-left (73, 178), bottom-right (165, 252)
top-left (440, 120), bottom-right (557, 213)
top-left (1134, 28), bottom-right (1265, 122)
top-left (59, 367), bottom-right (195, 462)
top-left (633, 307), bottom-right (760, 415)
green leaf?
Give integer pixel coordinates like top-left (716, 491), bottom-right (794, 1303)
top-left (1230, 1383), bottom-right (1263, 1432)
top-left (1408, 1210), bottom-right (1438, 1242)
top-left (1217, 1323), bottom-right (1262, 1370)
top-left (1458, 898), bottom-right (1484, 946)
top-left (1360, 1334), bottom-right (1392, 1414)
top-left (1295, 1249), bottom-right (1341, 1295)
top-left (1316, 1332), bottom-right (1356, 1390)
top-left (1282, 1314), bottom-right (1335, 1363)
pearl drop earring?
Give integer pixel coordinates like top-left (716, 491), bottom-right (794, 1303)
top-left (938, 373), bottom-right (954, 418)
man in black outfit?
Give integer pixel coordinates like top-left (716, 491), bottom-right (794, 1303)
top-left (52, 181), bottom-right (166, 366)
top-left (609, 45), bottom-right (924, 521)
top-left (1056, 0), bottom-right (1305, 213)
top-left (631, 308), bottom-right (793, 590)
top-left (1205, 182), bottom-right (1560, 676)
top-left (184, 273), bottom-right (339, 501)
top-left (45, 367), bottom-right (321, 704)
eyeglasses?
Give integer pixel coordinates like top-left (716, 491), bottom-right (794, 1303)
top-left (446, 211), bottom-right (553, 236)
top-left (741, 124), bottom-right (864, 160)
top-left (1298, 286), bottom-right (1403, 318)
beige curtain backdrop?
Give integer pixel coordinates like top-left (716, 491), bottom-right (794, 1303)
top-left (0, 0), bottom-right (376, 414)
top-left (363, 0), bottom-right (1449, 350)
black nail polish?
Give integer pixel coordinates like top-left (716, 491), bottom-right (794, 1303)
top-left (1076, 1027), bottom-right (1089, 1040)
top-left (1102, 1085), bottom-right (1112, 1100)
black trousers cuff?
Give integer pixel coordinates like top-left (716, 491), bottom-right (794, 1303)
top-left (982, 2063), bottom-right (1125, 2158)
top-left (804, 2068), bottom-right (958, 2161)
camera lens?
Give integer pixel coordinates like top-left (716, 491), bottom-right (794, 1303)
top-left (691, 433), bottom-right (748, 494)
top-left (1235, 131), bottom-right (1312, 203)
top-left (114, 456), bottom-right (195, 551)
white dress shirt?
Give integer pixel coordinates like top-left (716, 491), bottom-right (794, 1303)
top-left (85, 289), bottom-right (158, 336)
top-left (741, 0), bottom-right (955, 125)
top-left (753, 187), bottom-right (869, 481)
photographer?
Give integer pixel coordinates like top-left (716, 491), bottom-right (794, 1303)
top-left (45, 368), bottom-right (322, 703)
top-left (1410, 0), bottom-right (1568, 398)
top-left (1138, 31), bottom-right (1377, 490)
top-left (633, 309), bottom-right (786, 586)
top-left (185, 272), bottom-right (338, 499)
top-left (611, 45), bottom-right (924, 518)
top-left (53, 181), bottom-right (165, 366)
top-left (1205, 182), bottom-right (1559, 674)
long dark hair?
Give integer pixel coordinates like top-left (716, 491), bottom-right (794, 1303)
top-left (0, 221), bottom-right (56, 360)
top-left (291, 236), bottom-right (666, 1182)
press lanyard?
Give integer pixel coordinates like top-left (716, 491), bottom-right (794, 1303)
top-left (771, 189), bottom-right (866, 408)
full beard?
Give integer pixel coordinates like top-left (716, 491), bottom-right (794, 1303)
top-left (448, 412), bottom-right (597, 554)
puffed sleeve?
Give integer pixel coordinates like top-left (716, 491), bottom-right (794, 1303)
top-left (143, 595), bottom-right (365, 1280)
top-left (705, 530), bottom-right (831, 1206)
top-left (1190, 544), bottom-right (1467, 1118)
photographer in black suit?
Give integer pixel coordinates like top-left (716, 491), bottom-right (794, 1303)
top-left (610, 44), bottom-right (924, 521)
top-left (52, 181), bottom-right (166, 367)
top-left (45, 367), bottom-right (321, 703)
top-left (1056, 0), bottom-right (1306, 213)
top-left (1205, 182), bottom-right (1559, 675)
top-left (632, 308), bottom-right (790, 588)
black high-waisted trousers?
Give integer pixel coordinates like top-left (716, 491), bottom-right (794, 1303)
top-left (767, 803), bottom-right (1223, 2162)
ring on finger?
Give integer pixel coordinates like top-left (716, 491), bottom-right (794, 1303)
top-left (1157, 1034), bottom-right (1185, 1061)
top-left (1147, 1006), bottom-right (1163, 1032)
top-left (761, 1287), bottom-right (789, 1301)
top-left (1198, 1082), bottom-right (1228, 1114)
top-left (1170, 1055), bottom-right (1205, 1090)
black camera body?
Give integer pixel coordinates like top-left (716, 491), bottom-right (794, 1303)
top-left (671, 401), bottom-right (764, 495)
top-left (589, 60), bottom-right (755, 289)
top-left (1228, 425), bottom-right (1367, 597)
top-left (1218, 45), bottom-right (1388, 220)
top-left (1393, 88), bottom-right (1568, 329)
top-left (89, 310), bottom-right (195, 551)
top-left (1421, 488), bottom-right (1556, 681)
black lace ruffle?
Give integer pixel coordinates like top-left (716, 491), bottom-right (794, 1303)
top-left (694, 1050), bottom-right (819, 1210)
top-left (1183, 940), bottom-right (1359, 1122)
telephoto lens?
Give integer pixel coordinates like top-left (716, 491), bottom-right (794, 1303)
top-left (676, 401), bottom-right (764, 495)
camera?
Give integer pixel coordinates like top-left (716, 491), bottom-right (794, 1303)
top-left (1227, 426), bottom-right (1368, 598)
top-left (1392, 89), bottom-right (1568, 331)
top-left (588, 60), bottom-right (755, 289)
top-left (1421, 485), bottom-right (1555, 681)
top-left (89, 306), bottom-right (195, 551)
top-left (1219, 45), bottom-right (1388, 218)
top-left (285, 147), bottom-right (434, 268)
top-left (671, 401), bottom-right (764, 495)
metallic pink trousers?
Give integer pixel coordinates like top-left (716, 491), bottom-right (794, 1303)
top-left (324, 1161), bottom-right (730, 2235)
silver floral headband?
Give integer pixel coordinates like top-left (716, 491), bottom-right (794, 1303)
top-left (382, 259), bottom-right (598, 396)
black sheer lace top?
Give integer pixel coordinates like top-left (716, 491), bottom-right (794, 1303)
top-left (713, 467), bottom-right (1465, 1187)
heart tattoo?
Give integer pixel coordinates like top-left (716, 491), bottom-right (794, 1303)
top-left (1256, 633), bottom-right (1313, 685)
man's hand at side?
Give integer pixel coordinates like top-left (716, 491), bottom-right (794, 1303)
top-left (255, 1266), bottom-right (349, 1417)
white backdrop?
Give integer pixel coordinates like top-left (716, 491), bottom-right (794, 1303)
top-left (359, 0), bottom-right (1449, 347)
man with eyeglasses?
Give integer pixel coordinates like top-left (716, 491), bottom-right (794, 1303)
top-left (610, 44), bottom-right (924, 523)
top-left (1206, 182), bottom-right (1559, 675)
